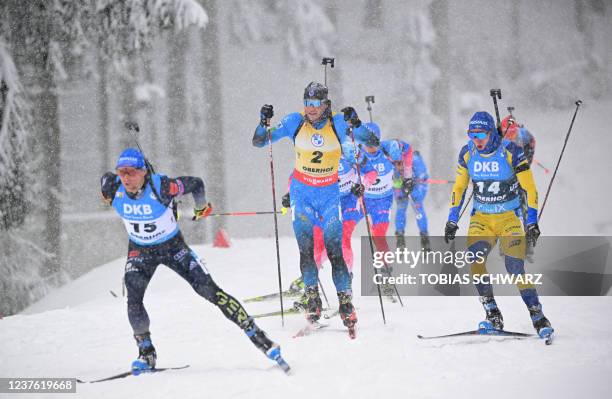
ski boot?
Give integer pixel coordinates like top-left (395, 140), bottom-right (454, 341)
top-left (420, 231), bottom-right (431, 252)
top-left (338, 291), bottom-right (357, 338)
top-left (242, 317), bottom-right (290, 372)
top-left (289, 276), bottom-right (304, 293)
top-left (304, 286), bottom-right (322, 322)
top-left (529, 304), bottom-right (554, 339)
top-left (293, 292), bottom-right (308, 311)
top-left (380, 266), bottom-right (396, 302)
top-left (395, 231), bottom-right (406, 249)
top-left (479, 296), bottom-right (504, 330)
top-left (132, 333), bottom-right (157, 375)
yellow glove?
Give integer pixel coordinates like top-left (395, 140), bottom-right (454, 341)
top-left (193, 203), bottom-right (213, 220)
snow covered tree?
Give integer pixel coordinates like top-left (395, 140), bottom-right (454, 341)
top-left (0, 40), bottom-right (29, 231)
top-left (0, 0), bottom-right (208, 315)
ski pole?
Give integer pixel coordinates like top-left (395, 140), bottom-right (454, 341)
top-left (208, 210), bottom-right (287, 217)
top-left (538, 100), bottom-right (582, 222)
top-left (263, 116), bottom-right (286, 326)
top-left (317, 277), bottom-right (330, 309)
top-left (533, 159), bottom-right (550, 174)
top-left (347, 126), bottom-right (387, 324)
top-left (322, 57), bottom-right (334, 86)
top-left (365, 95), bottom-right (375, 123)
top-left (418, 178), bottom-right (454, 185)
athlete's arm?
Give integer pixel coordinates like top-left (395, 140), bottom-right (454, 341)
top-left (448, 145), bottom-right (470, 223)
top-left (508, 143), bottom-right (538, 224)
top-left (334, 114), bottom-right (379, 150)
top-left (252, 112), bottom-right (304, 147)
top-left (412, 151), bottom-right (429, 181)
top-left (160, 176), bottom-right (207, 209)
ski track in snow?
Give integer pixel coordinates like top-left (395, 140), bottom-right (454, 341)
top-left (2, 237), bottom-right (611, 399)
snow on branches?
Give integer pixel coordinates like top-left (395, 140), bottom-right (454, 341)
top-left (0, 39), bottom-right (30, 231)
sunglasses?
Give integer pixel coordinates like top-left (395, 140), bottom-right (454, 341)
top-left (467, 129), bottom-right (491, 140)
top-left (304, 99), bottom-right (323, 107)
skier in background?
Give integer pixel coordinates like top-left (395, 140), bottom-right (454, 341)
top-left (501, 115), bottom-right (537, 260)
top-left (391, 139), bottom-right (431, 251)
top-left (101, 148), bottom-right (285, 372)
top-left (359, 122), bottom-right (406, 299)
top-left (444, 111), bottom-right (553, 339)
top-left (501, 115), bottom-right (536, 165)
top-left (252, 82), bottom-right (378, 332)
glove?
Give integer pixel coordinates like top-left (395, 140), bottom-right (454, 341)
top-left (260, 104), bottom-right (274, 126)
top-left (526, 223), bottom-right (540, 247)
top-left (444, 221), bottom-right (458, 243)
top-left (340, 106), bottom-right (361, 128)
top-left (193, 203), bottom-right (213, 220)
top-left (350, 183), bottom-right (365, 197)
top-left (401, 177), bottom-right (415, 196)
top-left (281, 192), bottom-right (290, 208)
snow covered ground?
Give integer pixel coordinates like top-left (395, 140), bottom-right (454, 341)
top-left (3, 237), bottom-right (612, 399)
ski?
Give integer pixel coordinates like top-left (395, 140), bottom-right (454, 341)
top-left (417, 326), bottom-right (534, 340)
top-left (77, 365), bottom-right (190, 383)
top-left (253, 307), bottom-right (330, 319)
top-left (243, 289), bottom-right (301, 303)
top-left (293, 321), bottom-right (329, 338)
top-left (253, 307), bottom-right (302, 318)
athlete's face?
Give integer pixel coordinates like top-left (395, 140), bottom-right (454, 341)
top-left (468, 129), bottom-right (491, 151)
top-left (304, 100), bottom-right (327, 122)
top-left (116, 167), bottom-right (147, 193)
top-left (364, 145), bottom-right (379, 154)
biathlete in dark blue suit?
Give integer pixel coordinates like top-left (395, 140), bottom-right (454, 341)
top-left (391, 139), bottom-right (431, 251)
top-left (252, 82), bottom-right (378, 330)
top-left (101, 148), bottom-right (285, 372)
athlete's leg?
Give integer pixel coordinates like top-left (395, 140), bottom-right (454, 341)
top-left (313, 225), bottom-right (326, 269)
top-left (290, 180), bottom-right (319, 288)
top-left (340, 193), bottom-right (363, 272)
top-left (365, 196), bottom-right (393, 254)
top-left (123, 248), bottom-right (159, 335)
top-left (317, 185), bottom-right (351, 292)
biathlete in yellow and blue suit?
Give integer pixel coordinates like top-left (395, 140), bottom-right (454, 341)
top-left (252, 82), bottom-right (379, 330)
top-left (444, 111), bottom-right (553, 339)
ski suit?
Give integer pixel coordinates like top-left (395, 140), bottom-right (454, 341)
top-left (362, 140), bottom-right (403, 254)
top-left (448, 132), bottom-right (542, 308)
top-left (252, 112), bottom-right (377, 291)
top-left (392, 140), bottom-right (430, 234)
top-left (101, 172), bottom-right (251, 335)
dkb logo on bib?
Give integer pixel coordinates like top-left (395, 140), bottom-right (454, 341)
top-left (123, 204), bottom-right (153, 215)
top-left (474, 161), bottom-right (500, 173)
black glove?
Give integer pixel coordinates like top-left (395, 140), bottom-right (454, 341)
top-left (526, 223), bottom-right (541, 247)
top-left (100, 172), bottom-right (120, 205)
top-left (281, 192), bottom-right (290, 208)
top-left (340, 106), bottom-right (361, 128)
top-left (444, 221), bottom-right (458, 243)
top-left (401, 177), bottom-right (415, 196)
top-left (350, 183), bottom-right (365, 197)
top-left (260, 104), bottom-right (274, 126)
